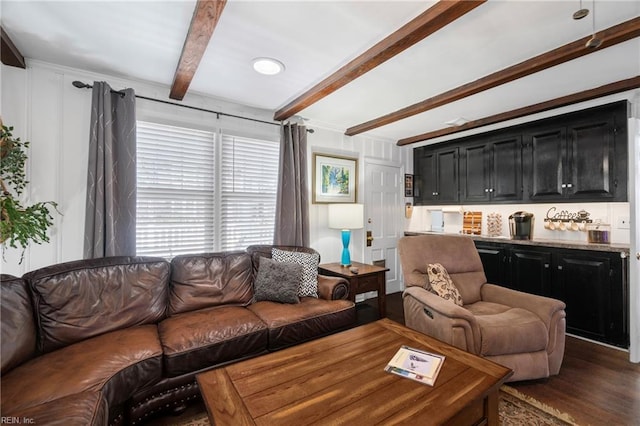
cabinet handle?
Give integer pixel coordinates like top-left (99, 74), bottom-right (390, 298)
top-left (558, 265), bottom-right (563, 270)
top-left (489, 188), bottom-right (494, 193)
top-left (544, 263), bottom-right (550, 268)
top-left (485, 188), bottom-right (489, 193)
top-left (561, 183), bottom-right (567, 188)
top-left (567, 183), bottom-right (573, 188)
top-left (432, 192), bottom-right (439, 196)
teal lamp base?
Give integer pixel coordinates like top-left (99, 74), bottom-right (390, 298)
top-left (340, 229), bottom-right (352, 267)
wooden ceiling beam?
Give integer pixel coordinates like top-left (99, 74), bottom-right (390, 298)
top-left (273, 0), bottom-right (486, 122)
top-left (170, 0), bottom-right (227, 101)
top-left (397, 76), bottom-right (640, 146)
top-left (346, 16), bottom-right (640, 136)
top-left (1, 27), bottom-right (26, 69)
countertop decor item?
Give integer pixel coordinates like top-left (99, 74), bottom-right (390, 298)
top-left (587, 221), bottom-right (611, 244)
top-left (487, 212), bottom-right (502, 237)
top-left (463, 211), bottom-right (482, 235)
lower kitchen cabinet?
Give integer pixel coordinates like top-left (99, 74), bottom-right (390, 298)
top-left (509, 247), bottom-right (552, 297)
top-left (554, 249), bottom-right (627, 347)
top-left (474, 241), bottom-right (628, 348)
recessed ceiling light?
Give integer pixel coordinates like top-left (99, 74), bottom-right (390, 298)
top-left (252, 57), bottom-right (285, 75)
top-left (444, 117), bottom-right (469, 127)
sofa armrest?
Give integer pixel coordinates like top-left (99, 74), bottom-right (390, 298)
top-left (403, 286), bottom-right (481, 353)
top-left (481, 284), bottom-right (566, 329)
top-left (481, 284), bottom-right (566, 372)
top-left (317, 274), bottom-right (350, 300)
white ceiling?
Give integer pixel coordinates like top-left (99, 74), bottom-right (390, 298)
top-left (2, 0), bottom-right (639, 142)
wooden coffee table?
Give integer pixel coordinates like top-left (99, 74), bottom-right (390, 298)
top-left (197, 319), bottom-right (512, 425)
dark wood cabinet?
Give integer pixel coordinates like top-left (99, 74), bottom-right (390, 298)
top-left (475, 242), bottom-right (507, 286)
top-left (508, 247), bottom-right (552, 297)
top-left (526, 126), bottom-right (566, 200)
top-left (474, 240), bottom-right (628, 348)
top-left (524, 103), bottom-right (627, 202)
top-left (414, 100), bottom-right (628, 205)
top-left (461, 135), bottom-right (522, 203)
top-left (554, 250), bottom-right (627, 347)
top-left (475, 242), bottom-right (551, 296)
top-left (413, 146), bottom-right (458, 205)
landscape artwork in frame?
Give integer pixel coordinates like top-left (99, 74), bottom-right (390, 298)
top-left (313, 153), bottom-right (358, 203)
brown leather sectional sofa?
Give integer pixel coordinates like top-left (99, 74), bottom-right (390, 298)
top-left (1, 245), bottom-right (355, 425)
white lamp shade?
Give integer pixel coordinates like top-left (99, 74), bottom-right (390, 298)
top-left (328, 204), bottom-right (364, 230)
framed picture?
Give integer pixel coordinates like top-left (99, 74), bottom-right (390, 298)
top-left (405, 174), bottom-right (414, 197)
top-left (312, 153), bottom-right (358, 203)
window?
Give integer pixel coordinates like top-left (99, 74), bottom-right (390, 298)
top-left (136, 121), bottom-right (279, 258)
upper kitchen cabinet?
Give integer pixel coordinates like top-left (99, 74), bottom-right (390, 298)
top-left (460, 133), bottom-right (522, 203)
top-left (413, 100), bottom-right (628, 205)
top-left (524, 101), bottom-right (628, 202)
top-left (413, 146), bottom-right (459, 205)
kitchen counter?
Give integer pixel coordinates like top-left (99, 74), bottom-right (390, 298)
top-left (404, 231), bottom-right (630, 255)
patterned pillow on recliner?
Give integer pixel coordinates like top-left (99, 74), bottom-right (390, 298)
top-left (426, 263), bottom-right (464, 306)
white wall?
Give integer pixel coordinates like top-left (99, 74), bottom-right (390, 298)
top-left (306, 125), bottom-right (404, 266)
top-left (0, 60), bottom-right (401, 276)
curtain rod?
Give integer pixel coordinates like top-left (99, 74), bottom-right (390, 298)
top-left (71, 80), bottom-right (314, 132)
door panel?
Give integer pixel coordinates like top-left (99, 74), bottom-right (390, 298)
top-left (492, 136), bottom-right (522, 201)
top-left (461, 143), bottom-right (489, 203)
top-left (568, 118), bottom-right (614, 198)
top-left (528, 127), bottom-right (565, 199)
top-left (436, 148), bottom-right (459, 203)
top-left (557, 254), bottom-right (610, 341)
top-left (365, 162), bottom-right (402, 294)
top-left (509, 248), bottom-right (552, 296)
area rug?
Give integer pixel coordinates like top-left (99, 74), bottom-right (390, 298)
top-left (499, 385), bottom-right (579, 426)
top-left (167, 385), bottom-right (579, 426)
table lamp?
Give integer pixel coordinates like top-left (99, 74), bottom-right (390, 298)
top-left (328, 203), bottom-right (364, 267)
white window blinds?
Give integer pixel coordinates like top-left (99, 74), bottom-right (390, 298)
top-left (137, 122), bottom-right (216, 257)
top-left (136, 121), bottom-right (279, 258)
top-left (220, 134), bottom-right (279, 251)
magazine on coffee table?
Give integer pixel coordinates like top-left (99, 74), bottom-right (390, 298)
top-left (384, 345), bottom-right (445, 386)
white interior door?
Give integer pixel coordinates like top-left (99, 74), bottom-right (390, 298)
top-left (364, 160), bottom-right (403, 295)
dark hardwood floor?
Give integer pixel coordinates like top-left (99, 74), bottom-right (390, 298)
top-left (151, 292), bottom-right (640, 425)
top-left (364, 292), bottom-right (640, 425)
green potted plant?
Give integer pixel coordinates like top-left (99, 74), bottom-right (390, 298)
top-left (1, 118), bottom-right (58, 262)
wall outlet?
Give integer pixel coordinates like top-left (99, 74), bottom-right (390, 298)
top-left (617, 216), bottom-right (630, 229)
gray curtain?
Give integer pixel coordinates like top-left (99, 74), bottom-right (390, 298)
top-left (274, 123), bottom-right (309, 246)
top-left (84, 82), bottom-right (137, 258)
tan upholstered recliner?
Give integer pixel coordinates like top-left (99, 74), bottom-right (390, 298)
top-left (399, 234), bottom-right (566, 382)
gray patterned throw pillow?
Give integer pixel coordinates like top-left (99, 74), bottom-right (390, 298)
top-left (254, 257), bottom-right (302, 304)
top-left (271, 248), bottom-right (319, 297)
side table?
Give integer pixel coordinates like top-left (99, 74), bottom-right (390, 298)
top-left (318, 261), bottom-right (389, 317)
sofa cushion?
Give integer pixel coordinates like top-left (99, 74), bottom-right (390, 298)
top-left (1, 324), bottom-right (163, 412)
top-left (473, 307), bottom-right (549, 356)
top-left (427, 263), bottom-right (463, 306)
top-left (1, 391), bottom-right (108, 426)
top-left (254, 257), bottom-right (302, 304)
top-left (248, 298), bottom-right (355, 350)
top-left (159, 306), bottom-right (268, 376)
top-left (169, 252), bottom-right (254, 315)
top-left (272, 248), bottom-right (319, 297)
top-left (24, 256), bottom-right (170, 353)
top-left (1, 274), bottom-right (36, 374)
